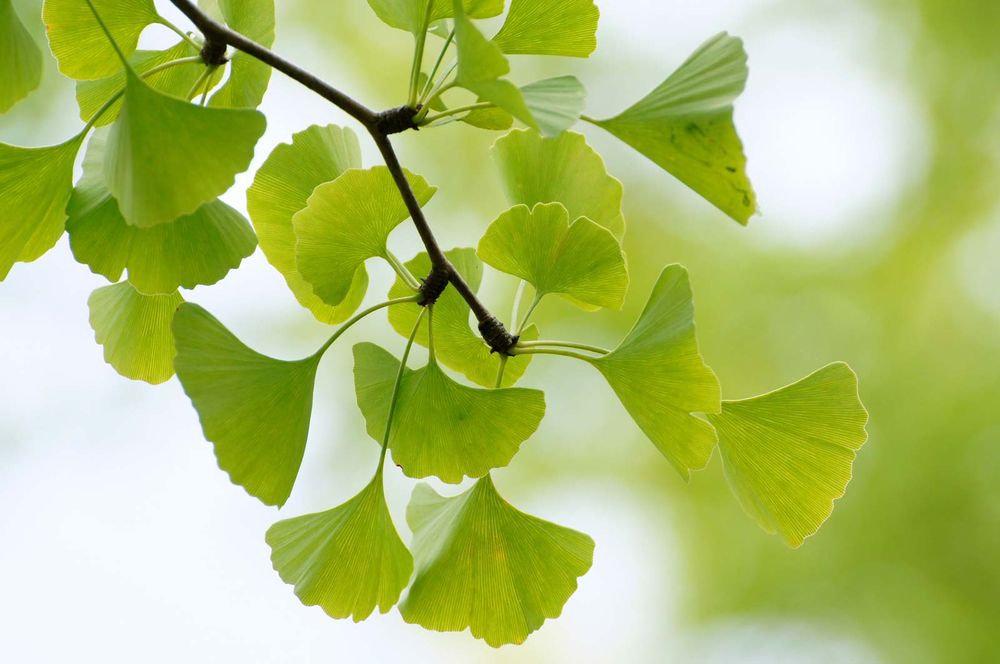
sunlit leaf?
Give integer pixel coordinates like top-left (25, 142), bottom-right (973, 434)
top-left (591, 32), bottom-right (756, 224)
top-left (88, 282), bottom-right (182, 384)
top-left (478, 203), bottom-right (628, 310)
top-left (0, 135), bottom-right (84, 280)
top-left (520, 75), bottom-right (585, 137)
top-left (173, 303), bottom-right (321, 506)
top-left (493, 0), bottom-right (598, 58)
top-left (590, 265), bottom-right (720, 479)
top-left (400, 476), bottom-right (594, 647)
top-left (207, 0), bottom-right (275, 108)
top-left (293, 167), bottom-right (435, 307)
top-left (0, 0), bottom-right (43, 113)
top-left (708, 362), bottom-right (869, 547)
top-left (366, 0), bottom-right (502, 34)
top-left (42, 0), bottom-right (160, 80)
top-left (266, 470), bottom-right (413, 621)
top-left (103, 69), bottom-right (266, 227)
top-left (492, 129), bottom-right (624, 240)
top-left (353, 343), bottom-right (545, 483)
top-left (461, 105), bottom-right (513, 131)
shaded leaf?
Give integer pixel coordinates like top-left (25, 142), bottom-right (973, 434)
top-left (520, 75), bottom-right (585, 137)
top-left (0, 0), bottom-right (43, 113)
top-left (367, 0), bottom-right (502, 34)
top-left (461, 105), bottom-right (513, 131)
top-left (493, 0), bottom-right (598, 58)
top-left (208, 0), bottom-right (275, 108)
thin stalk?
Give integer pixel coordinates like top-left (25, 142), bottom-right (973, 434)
top-left (385, 250), bottom-right (422, 291)
top-left (510, 280), bottom-right (527, 329)
top-left (421, 102), bottom-right (493, 124)
top-left (378, 308), bottom-right (427, 471)
top-left (516, 340), bottom-right (611, 355)
top-left (198, 66), bottom-right (216, 105)
top-left (516, 293), bottom-right (543, 335)
top-left (426, 305), bottom-right (437, 364)
top-left (157, 17), bottom-right (202, 50)
top-left (313, 295), bottom-right (421, 358)
top-left (494, 355), bottom-right (509, 388)
top-left (186, 65), bottom-right (214, 99)
top-left (407, 0), bottom-right (435, 106)
top-left (510, 347), bottom-right (595, 363)
top-left (419, 29), bottom-right (455, 103)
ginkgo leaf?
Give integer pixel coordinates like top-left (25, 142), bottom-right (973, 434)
top-left (492, 129), bottom-right (624, 240)
top-left (353, 343), bottom-right (546, 483)
top-left (493, 0), bottom-right (598, 58)
top-left (0, 0), bottom-right (43, 113)
top-left (478, 203), bottom-right (628, 310)
top-left (387, 249), bottom-right (537, 388)
top-left (207, 0), bottom-right (275, 109)
top-left (0, 135), bottom-right (84, 280)
top-left (173, 303), bottom-right (321, 507)
top-left (462, 105), bottom-right (514, 131)
top-left (366, 0), bottom-right (503, 34)
top-left (708, 362), bottom-right (869, 548)
top-left (521, 76), bottom-right (585, 137)
top-left (293, 167), bottom-right (435, 307)
top-left (589, 265), bottom-right (720, 479)
top-left (590, 32), bottom-right (756, 224)
top-left (103, 69), bottom-right (266, 227)
top-left (43, 0), bottom-right (160, 80)
top-left (400, 476), bottom-right (594, 647)
top-left (247, 124), bottom-right (369, 324)
top-left (88, 282), bottom-right (183, 384)
top-left (266, 470), bottom-right (413, 621)
top-left (67, 130), bottom-right (256, 294)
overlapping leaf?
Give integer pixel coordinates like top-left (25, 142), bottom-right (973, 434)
top-left (400, 476), bottom-right (594, 647)
top-left (367, 0), bottom-right (503, 34)
top-left (520, 76), bottom-right (586, 136)
top-left (88, 282), bottom-right (183, 384)
top-left (591, 32), bottom-right (756, 224)
top-left (708, 362), bottom-right (869, 547)
top-left (173, 303), bottom-right (321, 506)
top-left (353, 343), bottom-right (545, 483)
top-left (493, 0), bottom-right (598, 58)
top-left (0, 0), bottom-right (42, 113)
top-left (205, 0), bottom-right (275, 108)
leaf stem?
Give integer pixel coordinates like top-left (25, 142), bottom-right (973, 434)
top-left (419, 29), bottom-right (455, 104)
top-left (517, 340), bottom-right (611, 355)
top-left (313, 295), bottom-right (421, 358)
top-left (186, 65), bottom-right (214, 100)
top-left (510, 347), bottom-right (596, 363)
top-left (407, 0), bottom-right (435, 107)
top-left (378, 307), bottom-right (427, 471)
top-left (421, 102), bottom-right (494, 124)
top-left (157, 17), bottom-right (202, 50)
top-left (385, 250), bottom-right (422, 291)
top-left (426, 305), bottom-right (437, 364)
top-left (516, 293), bottom-right (543, 335)
top-left (494, 355), bottom-right (509, 388)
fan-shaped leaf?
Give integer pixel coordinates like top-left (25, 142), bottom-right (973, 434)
top-left (367, 0), bottom-right (503, 34)
top-left (0, 0), bottom-right (42, 113)
top-left (493, 0), bottom-right (598, 58)
top-left (521, 75), bottom-right (585, 137)
top-left (207, 0), bottom-right (275, 109)
top-left (401, 476), bottom-right (594, 647)
top-left (353, 343), bottom-right (545, 483)
top-left (708, 362), bottom-right (869, 547)
top-left (173, 303), bottom-right (321, 507)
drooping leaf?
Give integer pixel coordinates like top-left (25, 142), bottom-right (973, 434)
top-left (103, 69), bottom-right (266, 227)
top-left (708, 362), bottom-right (869, 547)
top-left (88, 282), bottom-right (183, 384)
top-left (492, 129), bottom-right (624, 240)
top-left (173, 303), bottom-right (321, 507)
top-left (591, 32), bottom-right (756, 224)
top-left (0, 0), bottom-right (43, 113)
top-left (266, 470), bottom-right (413, 621)
top-left (366, 0), bottom-right (503, 34)
top-left (247, 124), bottom-right (369, 324)
top-left (478, 203), bottom-right (627, 310)
top-left (589, 265), bottom-right (720, 479)
top-left (353, 343), bottom-right (545, 483)
top-left (461, 105), bottom-right (514, 131)
top-left (293, 167), bottom-right (435, 307)
top-left (207, 0), bottom-right (275, 108)
top-left (520, 75), bottom-right (586, 137)
top-left (67, 131), bottom-right (256, 294)
top-left (42, 0), bottom-right (160, 80)
top-left (0, 135), bottom-right (84, 280)
top-left (493, 0), bottom-right (598, 58)
top-left (401, 476), bottom-right (594, 647)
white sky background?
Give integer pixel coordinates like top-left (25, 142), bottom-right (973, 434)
top-left (0, 0), bottom-right (916, 661)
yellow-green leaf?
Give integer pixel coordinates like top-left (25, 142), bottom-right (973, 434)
top-left (0, 0), bottom-right (43, 113)
top-left (493, 0), bottom-right (598, 58)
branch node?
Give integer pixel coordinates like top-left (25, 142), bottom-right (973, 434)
top-left (200, 36), bottom-right (229, 66)
top-left (419, 266), bottom-right (450, 306)
top-left (478, 316), bottom-right (518, 356)
top-left (374, 106), bottom-right (420, 135)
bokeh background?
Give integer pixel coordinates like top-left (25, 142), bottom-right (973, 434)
top-left (2, 0), bottom-right (998, 661)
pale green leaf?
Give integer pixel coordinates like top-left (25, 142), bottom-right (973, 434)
top-left (103, 69), bottom-right (266, 226)
top-left (208, 0), bottom-right (275, 108)
top-left (173, 303), bottom-right (321, 506)
top-left (478, 203), bottom-right (628, 310)
top-left (708, 362), bottom-right (869, 548)
top-left (366, 0), bottom-right (502, 34)
top-left (88, 282), bottom-right (182, 384)
top-left (592, 32), bottom-right (756, 224)
top-left (353, 343), bottom-right (545, 483)
top-left (266, 471), bottom-right (413, 621)
top-left (493, 0), bottom-right (598, 58)
top-left (461, 105), bottom-right (513, 131)
top-left (42, 0), bottom-right (160, 80)
top-left (247, 125), bottom-right (369, 324)
top-left (492, 129), bottom-right (624, 240)
top-left (0, 0), bottom-right (43, 113)
top-left (401, 476), bottom-right (594, 647)
top-left (590, 265), bottom-right (720, 479)
top-left (520, 75), bottom-right (585, 137)
top-left (293, 167), bottom-right (435, 307)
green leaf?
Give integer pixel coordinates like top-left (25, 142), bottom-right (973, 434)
top-left (207, 0), bottom-right (275, 108)
top-left (591, 32), bottom-right (756, 224)
top-left (293, 167), bottom-right (435, 307)
top-left (493, 0), bottom-right (598, 58)
top-left (42, 0), bottom-right (160, 80)
top-left (353, 343), bottom-right (545, 483)
top-left (590, 265), bottom-right (720, 479)
top-left (173, 303), bottom-right (321, 506)
top-left (367, 0), bottom-right (503, 34)
top-left (387, 249), bottom-right (537, 388)
top-left (707, 362), bottom-right (869, 548)
top-left (247, 124), bottom-right (369, 324)
top-left (520, 75), bottom-right (586, 137)
top-left (88, 282), bottom-right (183, 384)
top-left (67, 131), bottom-right (256, 294)
top-left (492, 129), bottom-right (624, 241)
top-left (400, 476), bottom-right (594, 647)
top-left (103, 69), bottom-right (266, 227)
top-left (462, 105), bottom-right (514, 131)
top-left (0, 135), bottom-right (84, 280)
top-left (266, 471), bottom-right (413, 621)
top-left (0, 0), bottom-right (43, 113)
top-left (478, 203), bottom-right (627, 310)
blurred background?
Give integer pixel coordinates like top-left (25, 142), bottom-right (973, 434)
top-left (2, 0), bottom-right (998, 661)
